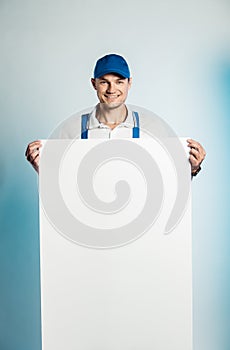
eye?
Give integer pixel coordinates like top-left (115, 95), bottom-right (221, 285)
top-left (118, 80), bottom-right (124, 84)
top-left (100, 81), bottom-right (107, 85)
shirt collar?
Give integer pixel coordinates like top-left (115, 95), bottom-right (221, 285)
top-left (88, 104), bottom-right (134, 129)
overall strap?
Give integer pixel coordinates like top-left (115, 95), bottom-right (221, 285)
top-left (81, 114), bottom-right (90, 139)
top-left (132, 111), bottom-right (140, 138)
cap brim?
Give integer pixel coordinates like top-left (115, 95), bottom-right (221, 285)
top-left (94, 68), bottom-right (130, 79)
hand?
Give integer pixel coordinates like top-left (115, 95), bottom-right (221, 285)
top-left (187, 139), bottom-right (206, 176)
top-left (25, 140), bottom-right (42, 173)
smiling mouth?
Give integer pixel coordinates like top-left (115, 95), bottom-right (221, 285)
top-left (105, 95), bottom-right (120, 99)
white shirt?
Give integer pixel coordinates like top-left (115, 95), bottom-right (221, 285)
top-left (54, 104), bottom-right (171, 140)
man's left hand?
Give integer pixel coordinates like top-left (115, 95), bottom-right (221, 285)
top-left (187, 139), bottom-right (206, 176)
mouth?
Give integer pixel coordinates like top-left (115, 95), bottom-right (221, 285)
top-left (104, 95), bottom-right (120, 100)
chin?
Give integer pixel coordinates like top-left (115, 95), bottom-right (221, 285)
top-left (103, 101), bottom-right (124, 109)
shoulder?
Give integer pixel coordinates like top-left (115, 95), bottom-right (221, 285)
top-left (126, 104), bottom-right (173, 137)
top-left (55, 106), bottom-right (95, 139)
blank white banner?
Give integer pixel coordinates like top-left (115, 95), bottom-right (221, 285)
top-left (39, 138), bottom-right (192, 350)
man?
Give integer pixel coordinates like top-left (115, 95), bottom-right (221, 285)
top-left (25, 53), bottom-right (206, 174)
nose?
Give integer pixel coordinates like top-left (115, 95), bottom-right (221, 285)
top-left (106, 82), bottom-right (116, 94)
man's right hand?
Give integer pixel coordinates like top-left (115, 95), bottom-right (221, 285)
top-left (25, 140), bottom-right (42, 173)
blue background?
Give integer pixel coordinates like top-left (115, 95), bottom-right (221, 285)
top-left (0, 0), bottom-right (230, 349)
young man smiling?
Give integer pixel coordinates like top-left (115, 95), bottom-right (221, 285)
top-left (91, 73), bottom-right (132, 129)
top-left (25, 53), bottom-right (206, 174)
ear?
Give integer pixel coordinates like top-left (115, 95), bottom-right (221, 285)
top-left (128, 77), bottom-right (132, 89)
top-left (91, 78), bottom-right (97, 90)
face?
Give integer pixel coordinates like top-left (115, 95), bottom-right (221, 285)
top-left (91, 74), bottom-right (132, 108)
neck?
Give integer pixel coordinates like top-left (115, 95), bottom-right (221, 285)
top-left (96, 103), bottom-right (127, 124)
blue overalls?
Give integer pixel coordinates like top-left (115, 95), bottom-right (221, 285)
top-left (81, 111), bottom-right (140, 139)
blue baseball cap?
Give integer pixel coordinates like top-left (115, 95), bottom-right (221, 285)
top-left (93, 54), bottom-right (130, 79)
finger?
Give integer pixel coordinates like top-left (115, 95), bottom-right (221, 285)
top-left (27, 150), bottom-right (39, 163)
top-left (187, 139), bottom-right (201, 149)
top-left (187, 139), bottom-right (206, 154)
top-left (32, 154), bottom-right (39, 166)
top-left (189, 148), bottom-right (200, 160)
top-left (189, 149), bottom-right (206, 165)
top-left (188, 144), bottom-right (206, 161)
top-left (27, 146), bottom-right (39, 158)
top-left (187, 138), bottom-right (202, 147)
top-left (189, 154), bottom-right (200, 168)
top-left (25, 141), bottom-right (42, 157)
top-left (32, 156), bottom-right (40, 173)
top-left (190, 146), bottom-right (206, 159)
top-left (25, 144), bottom-right (40, 157)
